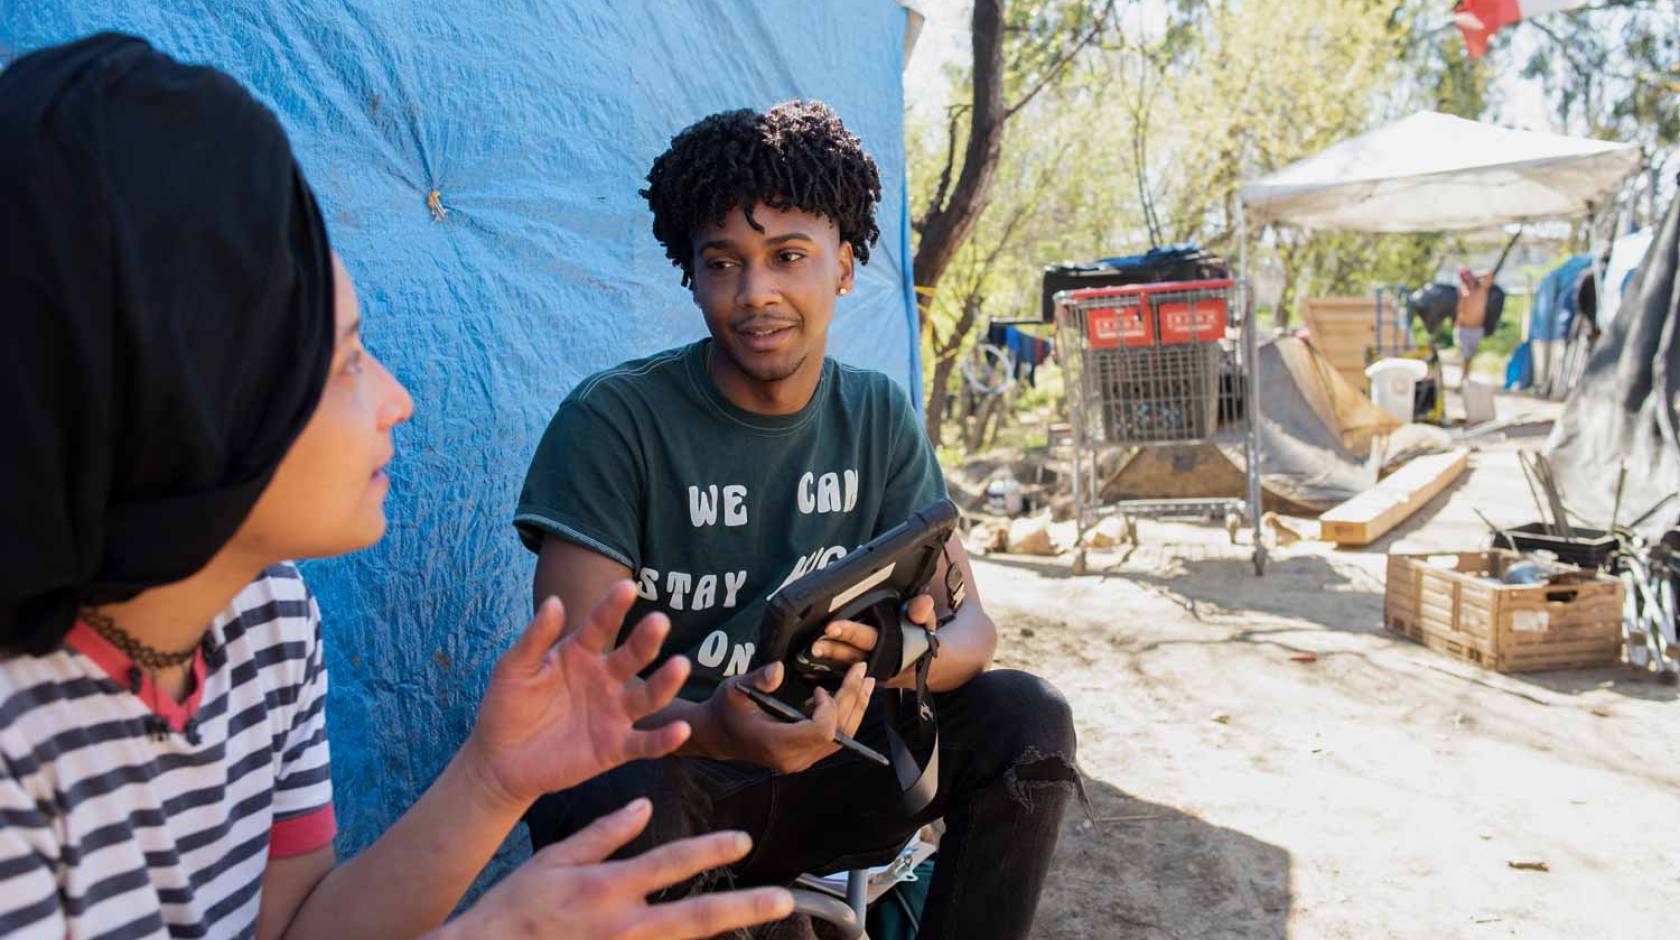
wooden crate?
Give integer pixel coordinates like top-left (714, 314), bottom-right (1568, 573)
top-left (1300, 297), bottom-right (1377, 393)
top-left (1384, 550), bottom-right (1623, 672)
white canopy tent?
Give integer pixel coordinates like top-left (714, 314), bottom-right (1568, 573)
top-left (1222, 112), bottom-right (1641, 533)
top-left (1239, 110), bottom-right (1642, 232)
top-left (1234, 110), bottom-right (1643, 401)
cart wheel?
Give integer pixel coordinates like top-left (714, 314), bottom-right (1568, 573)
top-left (1252, 545), bottom-right (1267, 576)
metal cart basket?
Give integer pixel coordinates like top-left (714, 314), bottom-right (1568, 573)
top-left (1053, 277), bottom-right (1265, 574)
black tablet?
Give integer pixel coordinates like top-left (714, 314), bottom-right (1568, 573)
top-left (755, 499), bottom-right (960, 706)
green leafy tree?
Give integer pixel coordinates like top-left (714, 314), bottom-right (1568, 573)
top-left (911, 0), bottom-right (1119, 445)
top-left (1517, 1), bottom-right (1678, 226)
top-left (909, 0), bottom-right (1511, 452)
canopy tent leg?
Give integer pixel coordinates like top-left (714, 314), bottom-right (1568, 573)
top-left (1588, 201), bottom-right (1606, 326)
top-left (1238, 205), bottom-right (1264, 572)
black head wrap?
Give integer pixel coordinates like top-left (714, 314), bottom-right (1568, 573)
top-left (0, 33), bottom-right (335, 654)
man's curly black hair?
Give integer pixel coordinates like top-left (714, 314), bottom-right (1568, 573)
top-left (641, 100), bottom-right (882, 287)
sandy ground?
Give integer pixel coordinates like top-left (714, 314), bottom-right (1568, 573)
top-left (984, 396), bottom-right (1680, 939)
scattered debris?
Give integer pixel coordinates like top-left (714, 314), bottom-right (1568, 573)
top-left (1007, 514), bottom-right (1057, 555)
top-left (1263, 511), bottom-right (1317, 546)
top-left (966, 522), bottom-right (1007, 555)
top-left (1506, 860), bottom-right (1549, 873)
top-left (1381, 422), bottom-right (1455, 469)
top-left (1290, 652), bottom-right (1318, 663)
top-left (1081, 514), bottom-right (1131, 548)
top-left (1210, 712), bottom-right (1231, 724)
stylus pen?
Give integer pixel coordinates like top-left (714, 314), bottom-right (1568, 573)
top-left (739, 684), bottom-right (891, 767)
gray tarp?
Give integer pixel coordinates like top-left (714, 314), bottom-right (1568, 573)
top-left (1548, 186), bottom-right (1680, 538)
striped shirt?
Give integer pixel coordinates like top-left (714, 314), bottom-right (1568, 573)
top-left (0, 564), bottom-right (335, 940)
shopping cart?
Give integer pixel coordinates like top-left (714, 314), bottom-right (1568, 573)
top-left (1053, 278), bottom-right (1265, 575)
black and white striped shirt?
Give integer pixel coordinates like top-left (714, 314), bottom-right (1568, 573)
top-left (0, 564), bottom-right (335, 940)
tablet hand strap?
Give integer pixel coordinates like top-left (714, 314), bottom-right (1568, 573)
top-left (883, 621), bottom-right (940, 814)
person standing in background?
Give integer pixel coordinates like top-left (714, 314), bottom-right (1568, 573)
top-left (1455, 265), bottom-right (1492, 385)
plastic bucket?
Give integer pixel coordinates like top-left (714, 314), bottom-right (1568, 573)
top-left (1365, 358), bottom-right (1429, 423)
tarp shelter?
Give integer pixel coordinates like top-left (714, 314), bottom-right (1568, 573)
top-left (1505, 254), bottom-right (1593, 393)
top-left (1604, 227), bottom-right (1655, 327)
top-left (3, 1), bottom-right (923, 883)
top-left (1239, 111), bottom-right (1641, 233)
top-left (1548, 187), bottom-right (1680, 539)
top-left (1528, 255), bottom-right (1595, 342)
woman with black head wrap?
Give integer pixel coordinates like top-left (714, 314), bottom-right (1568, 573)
top-left (0, 33), bottom-right (790, 940)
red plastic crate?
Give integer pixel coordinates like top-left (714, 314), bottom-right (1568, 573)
top-left (1085, 302), bottom-right (1152, 349)
top-left (1155, 296), bottom-right (1228, 344)
top-left (1065, 279), bottom-right (1232, 348)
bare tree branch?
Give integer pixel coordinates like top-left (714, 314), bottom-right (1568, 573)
top-left (928, 104), bottom-right (971, 220)
top-left (1003, 0), bottom-right (1118, 120)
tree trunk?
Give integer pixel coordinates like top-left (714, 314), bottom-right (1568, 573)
top-left (926, 353), bottom-right (960, 446)
top-left (924, 295), bottom-right (986, 445)
top-left (911, 0), bottom-right (1006, 302)
top-left (913, 0), bottom-right (1007, 443)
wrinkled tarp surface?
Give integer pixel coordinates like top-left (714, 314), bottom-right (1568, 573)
top-left (1248, 338), bottom-right (1391, 511)
top-left (1549, 187), bottom-right (1680, 540)
top-left (3, 1), bottom-right (919, 880)
top-left (1240, 111), bottom-right (1640, 232)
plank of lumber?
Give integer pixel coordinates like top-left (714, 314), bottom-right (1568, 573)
top-left (1319, 449), bottom-right (1469, 546)
top-left (1304, 316), bottom-right (1373, 327)
top-left (1304, 296), bottom-right (1378, 313)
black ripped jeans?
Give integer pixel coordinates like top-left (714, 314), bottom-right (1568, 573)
top-left (526, 669), bottom-right (1079, 940)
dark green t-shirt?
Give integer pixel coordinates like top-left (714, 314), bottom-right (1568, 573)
top-left (515, 340), bottom-right (946, 699)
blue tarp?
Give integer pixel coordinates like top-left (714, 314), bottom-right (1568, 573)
top-left (1094, 243), bottom-right (1204, 269)
top-left (1508, 254), bottom-right (1591, 390)
top-left (5, 1), bottom-right (919, 883)
top-left (1504, 340), bottom-right (1533, 391)
top-left (1530, 254), bottom-right (1592, 342)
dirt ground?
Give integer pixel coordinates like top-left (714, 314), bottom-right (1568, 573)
top-left (983, 396), bottom-right (1680, 939)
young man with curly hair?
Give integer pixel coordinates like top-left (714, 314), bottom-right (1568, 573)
top-left (514, 101), bottom-right (1078, 938)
